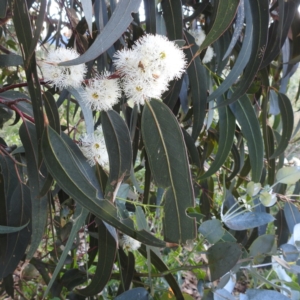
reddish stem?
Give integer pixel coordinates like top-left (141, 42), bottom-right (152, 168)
top-left (10, 104), bottom-right (35, 123)
top-left (0, 80), bottom-right (47, 93)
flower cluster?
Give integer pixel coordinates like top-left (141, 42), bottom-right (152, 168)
top-left (189, 28), bottom-right (215, 63)
top-left (84, 71), bottom-right (121, 111)
top-left (78, 126), bottom-right (109, 169)
top-left (114, 34), bottom-right (186, 105)
top-left (120, 235), bottom-right (141, 251)
top-left (41, 48), bottom-right (87, 89)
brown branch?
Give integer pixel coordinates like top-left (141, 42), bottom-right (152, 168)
top-left (0, 80), bottom-right (47, 93)
top-left (0, 44), bottom-right (12, 54)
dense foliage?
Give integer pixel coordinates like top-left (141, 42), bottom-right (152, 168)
top-left (1, 0), bottom-right (300, 299)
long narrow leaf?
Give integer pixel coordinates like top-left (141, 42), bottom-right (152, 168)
top-left (208, 0), bottom-right (253, 102)
top-left (197, 0), bottom-right (239, 53)
top-left (101, 110), bottom-right (132, 200)
top-left (141, 99), bottom-right (196, 244)
top-left (229, 95), bottom-right (264, 182)
top-left (270, 93), bottom-right (294, 159)
top-left (216, 0), bottom-right (269, 107)
top-left (19, 122), bottom-right (48, 258)
top-left (41, 126), bottom-right (165, 247)
top-left (59, 0), bottom-right (142, 66)
top-left (184, 31), bottom-right (207, 141)
top-left (78, 219), bottom-right (117, 296)
top-left (200, 96), bottom-right (235, 179)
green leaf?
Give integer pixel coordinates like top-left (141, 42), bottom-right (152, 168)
top-left (19, 122), bottom-right (48, 259)
top-left (77, 220), bottom-right (117, 296)
top-left (214, 29), bottom-right (231, 75)
top-left (208, 1), bottom-right (253, 102)
top-left (41, 125), bottom-right (165, 247)
top-left (115, 288), bottom-right (149, 300)
top-left (280, 243), bottom-right (299, 262)
top-left (181, 128), bottom-right (201, 168)
top-left (284, 202), bottom-right (300, 234)
top-left (144, 0), bottom-right (156, 34)
top-left (276, 166), bottom-right (300, 185)
top-left (184, 32), bottom-right (207, 141)
top-left (200, 96), bottom-right (235, 180)
top-left (270, 93), bottom-right (294, 159)
top-left (275, 209), bottom-right (290, 246)
top-left (0, 54), bottom-right (23, 67)
top-left (249, 234), bottom-right (276, 258)
top-left (138, 245), bottom-right (184, 299)
top-left (43, 205), bottom-right (89, 298)
top-left (161, 0), bottom-right (182, 40)
top-left (67, 87), bottom-right (94, 134)
top-left (13, 0), bottom-right (44, 143)
top-left (245, 289), bottom-right (290, 300)
top-left (0, 0), bottom-right (7, 18)
top-left (217, 0), bottom-right (269, 107)
top-left (141, 99), bottom-right (196, 244)
top-left (117, 249), bottom-right (135, 295)
top-left (224, 212), bottom-right (275, 231)
top-left (43, 91), bottom-right (60, 135)
top-left (81, 0), bottom-right (93, 38)
top-left (222, 0), bottom-right (244, 60)
top-left (0, 222), bottom-right (29, 234)
top-left (101, 110), bottom-right (132, 200)
top-left (12, 0), bottom-right (32, 57)
top-left (199, 219), bottom-right (225, 244)
top-left (229, 95), bottom-right (264, 182)
top-left (163, 78), bottom-right (183, 110)
top-left (0, 155), bottom-right (31, 279)
top-left (28, 0), bottom-right (46, 58)
top-left (260, 0), bottom-right (298, 69)
top-left (59, 0), bottom-right (142, 66)
top-left (207, 241), bottom-right (242, 281)
top-left (198, 0), bottom-right (239, 52)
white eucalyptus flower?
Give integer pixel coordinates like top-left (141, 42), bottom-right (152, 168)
top-left (78, 126), bottom-right (109, 169)
top-left (189, 28), bottom-right (206, 47)
top-left (41, 48), bottom-right (86, 89)
top-left (113, 34), bottom-right (186, 105)
top-left (189, 29), bottom-right (214, 63)
top-left (133, 34), bottom-right (186, 80)
top-left (84, 72), bottom-right (121, 111)
top-left (202, 46), bottom-right (215, 64)
top-left (120, 235), bottom-right (141, 251)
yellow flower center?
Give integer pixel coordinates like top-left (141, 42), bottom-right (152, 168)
top-left (92, 92), bottom-right (99, 99)
top-left (94, 143), bottom-right (100, 149)
top-left (135, 86), bottom-right (143, 92)
top-left (159, 52), bottom-right (166, 59)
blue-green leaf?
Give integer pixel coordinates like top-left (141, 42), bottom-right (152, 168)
top-left (102, 110), bottom-right (132, 200)
top-left (216, 0), bottom-right (269, 107)
top-left (208, 1), bottom-right (253, 102)
top-left (0, 222), bottom-right (29, 234)
top-left (141, 99), bottom-right (196, 244)
top-left (184, 31), bottom-right (207, 141)
top-left (19, 122), bottom-right (48, 259)
top-left (200, 96), bottom-right (235, 180)
top-left (41, 125), bottom-right (165, 247)
top-left (270, 93), bottom-right (294, 159)
top-left (0, 54), bottom-right (23, 67)
top-left (230, 95), bottom-right (264, 182)
top-left (198, 0), bottom-right (239, 52)
top-left (77, 219), bottom-right (117, 296)
top-left (59, 0), bottom-right (142, 66)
